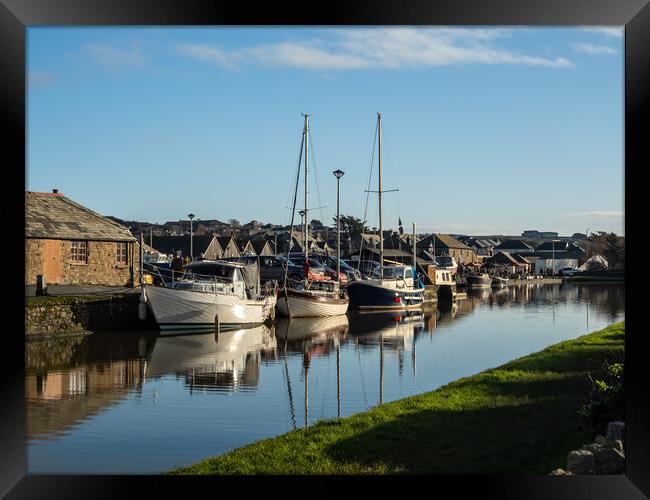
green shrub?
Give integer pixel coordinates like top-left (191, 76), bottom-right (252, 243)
top-left (578, 359), bottom-right (624, 432)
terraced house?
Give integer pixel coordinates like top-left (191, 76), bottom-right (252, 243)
top-left (25, 190), bottom-right (140, 286)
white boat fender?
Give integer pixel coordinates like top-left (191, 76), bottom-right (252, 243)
top-left (138, 289), bottom-right (147, 321)
top-left (138, 302), bottom-right (147, 321)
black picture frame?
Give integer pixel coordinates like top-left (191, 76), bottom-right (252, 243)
top-left (1, 0), bottom-right (645, 497)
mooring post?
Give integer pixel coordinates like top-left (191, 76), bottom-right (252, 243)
top-left (36, 274), bottom-right (47, 296)
top-left (138, 232), bottom-right (147, 321)
top-left (215, 314), bottom-right (220, 334)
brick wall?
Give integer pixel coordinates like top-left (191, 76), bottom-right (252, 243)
top-left (25, 238), bottom-right (140, 286)
top-left (447, 248), bottom-right (478, 264)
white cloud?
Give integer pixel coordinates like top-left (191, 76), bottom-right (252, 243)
top-left (83, 44), bottom-right (144, 68)
top-left (174, 28), bottom-right (572, 71)
top-left (572, 43), bottom-right (617, 55)
top-left (581, 27), bottom-right (624, 38)
top-left (563, 211), bottom-right (624, 219)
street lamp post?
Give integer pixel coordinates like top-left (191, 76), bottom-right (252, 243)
top-left (551, 239), bottom-right (560, 276)
top-left (333, 169), bottom-right (345, 287)
top-left (299, 210), bottom-right (306, 254)
top-left (188, 213), bottom-right (195, 261)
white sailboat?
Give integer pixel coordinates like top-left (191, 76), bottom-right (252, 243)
top-left (347, 113), bottom-right (425, 310)
top-left (277, 114), bottom-right (349, 318)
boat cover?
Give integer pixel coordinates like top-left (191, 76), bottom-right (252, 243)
top-left (240, 261), bottom-right (261, 294)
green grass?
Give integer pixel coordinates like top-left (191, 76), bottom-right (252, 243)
top-left (167, 322), bottom-right (625, 475)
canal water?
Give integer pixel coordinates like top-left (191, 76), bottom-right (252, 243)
top-left (26, 282), bottom-right (624, 474)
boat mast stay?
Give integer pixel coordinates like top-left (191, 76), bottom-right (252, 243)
top-left (283, 125), bottom-right (305, 287)
top-left (303, 113), bottom-right (310, 268)
top-left (374, 113), bottom-right (397, 278)
top-left (378, 113), bottom-right (383, 278)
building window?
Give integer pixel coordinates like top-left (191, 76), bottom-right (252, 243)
top-left (70, 241), bottom-right (87, 263)
top-left (116, 242), bottom-right (128, 265)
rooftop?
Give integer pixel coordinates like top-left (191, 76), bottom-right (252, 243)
top-left (25, 191), bottom-right (135, 242)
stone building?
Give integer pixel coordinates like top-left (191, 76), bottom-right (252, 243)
top-left (25, 191), bottom-right (140, 286)
top-left (417, 234), bottom-right (478, 264)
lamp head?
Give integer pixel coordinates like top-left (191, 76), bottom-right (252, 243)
top-left (333, 169), bottom-right (345, 179)
top-left (188, 213), bottom-right (195, 220)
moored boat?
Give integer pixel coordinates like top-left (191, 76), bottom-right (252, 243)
top-left (276, 287), bottom-right (349, 317)
top-left (465, 272), bottom-right (492, 288)
top-left (491, 276), bottom-right (509, 288)
top-left (144, 260), bottom-right (277, 334)
top-left (276, 113), bottom-right (349, 318)
top-left (347, 265), bottom-right (425, 310)
top-left (345, 113), bottom-right (424, 311)
top-left (434, 255), bottom-right (458, 276)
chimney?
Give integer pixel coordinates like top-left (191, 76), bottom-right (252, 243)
top-left (52, 189), bottom-right (59, 194)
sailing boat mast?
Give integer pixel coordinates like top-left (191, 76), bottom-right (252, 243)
top-left (303, 113), bottom-right (310, 265)
top-left (378, 112), bottom-right (383, 278)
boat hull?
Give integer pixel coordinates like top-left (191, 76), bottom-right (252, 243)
top-left (465, 274), bottom-right (492, 288)
top-left (276, 288), bottom-right (349, 318)
top-left (144, 285), bottom-right (276, 334)
top-left (491, 278), bottom-right (508, 288)
top-left (346, 280), bottom-right (425, 310)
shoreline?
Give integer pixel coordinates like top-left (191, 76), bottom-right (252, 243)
top-left (167, 321), bottom-right (625, 475)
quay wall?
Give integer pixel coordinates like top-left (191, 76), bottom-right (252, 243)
top-left (25, 295), bottom-right (154, 337)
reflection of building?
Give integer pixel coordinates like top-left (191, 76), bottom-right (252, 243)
top-left (26, 359), bottom-right (145, 438)
top-left (26, 360), bottom-right (145, 401)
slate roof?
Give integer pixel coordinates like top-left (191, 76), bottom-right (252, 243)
top-left (150, 235), bottom-right (215, 256)
top-left (512, 253), bottom-right (532, 264)
top-left (215, 236), bottom-right (240, 252)
top-left (25, 192), bottom-right (135, 242)
top-left (488, 251), bottom-right (523, 265)
top-left (535, 241), bottom-right (584, 253)
top-left (458, 237), bottom-right (497, 249)
top-left (250, 239), bottom-right (272, 255)
top-left (364, 247), bottom-right (414, 258)
top-left (495, 239), bottom-right (534, 251)
top-left (234, 237), bottom-right (254, 252)
top-left (417, 234), bottom-right (473, 251)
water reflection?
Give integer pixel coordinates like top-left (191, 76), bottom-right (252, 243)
top-left (275, 316), bottom-right (349, 426)
top-left (349, 310), bottom-right (425, 404)
top-left (26, 283), bottom-right (625, 473)
top-left (146, 324), bottom-right (277, 392)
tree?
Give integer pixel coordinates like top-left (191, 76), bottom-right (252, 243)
top-left (590, 231), bottom-right (624, 269)
top-left (227, 219), bottom-right (240, 226)
top-left (601, 232), bottom-right (624, 269)
top-left (332, 215), bottom-right (368, 238)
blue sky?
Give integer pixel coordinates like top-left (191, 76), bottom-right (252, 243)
top-left (27, 27), bottom-right (624, 236)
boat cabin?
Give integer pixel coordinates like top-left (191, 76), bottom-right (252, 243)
top-left (173, 260), bottom-right (260, 299)
top-left (371, 265), bottom-right (414, 281)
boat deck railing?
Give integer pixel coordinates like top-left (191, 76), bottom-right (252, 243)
top-left (143, 263), bottom-right (277, 298)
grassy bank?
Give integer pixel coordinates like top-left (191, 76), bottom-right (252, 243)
top-left (168, 322), bottom-right (625, 475)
